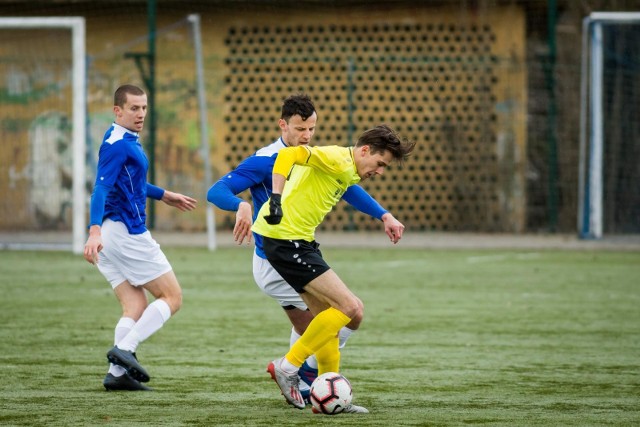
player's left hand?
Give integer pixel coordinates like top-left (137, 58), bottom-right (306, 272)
top-left (264, 194), bottom-right (283, 225)
top-left (162, 190), bottom-right (197, 211)
top-left (381, 212), bottom-right (404, 244)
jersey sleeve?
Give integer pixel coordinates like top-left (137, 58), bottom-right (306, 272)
top-left (272, 146), bottom-right (311, 177)
top-left (207, 155), bottom-right (273, 211)
top-left (89, 142), bottom-right (127, 227)
top-left (146, 183), bottom-right (165, 200)
top-left (89, 184), bottom-right (108, 227)
top-left (207, 180), bottom-right (244, 211)
top-left (342, 185), bottom-right (387, 220)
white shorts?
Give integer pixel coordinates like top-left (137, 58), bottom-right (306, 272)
top-left (97, 219), bottom-right (172, 288)
top-left (252, 251), bottom-right (308, 310)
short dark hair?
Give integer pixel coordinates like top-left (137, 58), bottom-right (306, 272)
top-left (355, 124), bottom-right (416, 164)
top-left (114, 84), bottom-right (145, 107)
top-left (281, 94), bottom-right (316, 122)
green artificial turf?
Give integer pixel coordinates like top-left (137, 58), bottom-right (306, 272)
top-left (0, 247), bottom-right (638, 426)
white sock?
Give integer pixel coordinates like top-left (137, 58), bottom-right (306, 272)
top-left (290, 327), bottom-right (311, 392)
top-left (117, 299), bottom-right (171, 353)
top-left (289, 327), bottom-right (301, 348)
top-left (279, 357), bottom-right (299, 375)
top-left (109, 317), bottom-right (135, 376)
top-left (338, 327), bottom-right (354, 349)
top-left (305, 355), bottom-right (318, 370)
top-left (290, 326), bottom-right (317, 370)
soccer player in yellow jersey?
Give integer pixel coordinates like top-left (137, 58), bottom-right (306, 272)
top-left (252, 124), bottom-right (415, 411)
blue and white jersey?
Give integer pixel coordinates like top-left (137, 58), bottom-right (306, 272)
top-left (90, 123), bottom-right (156, 235)
top-left (208, 137), bottom-right (286, 258)
top-left (208, 137), bottom-right (389, 259)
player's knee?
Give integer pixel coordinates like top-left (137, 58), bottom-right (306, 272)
top-left (342, 299), bottom-right (364, 328)
top-left (352, 308), bottom-right (364, 327)
top-left (346, 302), bottom-right (363, 330)
top-left (346, 312), bottom-right (363, 330)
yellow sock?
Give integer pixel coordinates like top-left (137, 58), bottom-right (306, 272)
top-left (286, 307), bottom-right (350, 366)
top-left (315, 336), bottom-right (340, 375)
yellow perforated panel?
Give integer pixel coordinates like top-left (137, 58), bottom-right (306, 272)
top-left (219, 8), bottom-right (526, 232)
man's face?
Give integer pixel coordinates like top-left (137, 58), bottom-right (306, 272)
top-left (114, 93), bottom-right (147, 132)
top-left (356, 145), bottom-right (394, 180)
top-left (279, 112), bottom-right (317, 147)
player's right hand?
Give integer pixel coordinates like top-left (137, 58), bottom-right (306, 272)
top-left (234, 202), bottom-right (253, 245)
top-left (263, 193), bottom-right (283, 225)
top-left (83, 234), bottom-right (103, 265)
top-left (381, 212), bottom-right (405, 244)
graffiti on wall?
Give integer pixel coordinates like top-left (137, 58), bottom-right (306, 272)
top-left (7, 113), bottom-right (73, 228)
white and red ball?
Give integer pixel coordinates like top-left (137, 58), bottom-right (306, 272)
top-left (309, 372), bottom-right (353, 415)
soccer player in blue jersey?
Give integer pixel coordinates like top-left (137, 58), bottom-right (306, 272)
top-left (207, 95), bottom-right (405, 411)
top-left (253, 124), bottom-right (415, 412)
top-left (83, 84), bottom-right (197, 391)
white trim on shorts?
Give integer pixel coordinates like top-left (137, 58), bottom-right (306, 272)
top-left (97, 219), bottom-right (172, 288)
top-left (252, 251), bottom-right (308, 310)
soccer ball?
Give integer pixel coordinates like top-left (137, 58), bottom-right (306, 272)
top-left (309, 372), bottom-right (353, 415)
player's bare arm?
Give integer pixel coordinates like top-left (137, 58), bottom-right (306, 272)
top-left (271, 172), bottom-right (287, 195)
top-left (269, 145), bottom-right (307, 196)
top-left (234, 201), bottom-right (253, 245)
top-left (161, 190), bottom-right (197, 211)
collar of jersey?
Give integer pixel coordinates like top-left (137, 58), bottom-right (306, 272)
top-left (113, 122), bottom-right (139, 137)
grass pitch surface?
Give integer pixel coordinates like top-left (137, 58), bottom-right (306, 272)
top-left (0, 247), bottom-right (638, 426)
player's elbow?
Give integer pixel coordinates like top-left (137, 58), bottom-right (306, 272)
top-left (206, 181), bottom-right (221, 205)
top-left (207, 180), bottom-right (238, 211)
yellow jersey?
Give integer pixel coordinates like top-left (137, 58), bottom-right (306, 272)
top-left (252, 145), bottom-right (361, 241)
